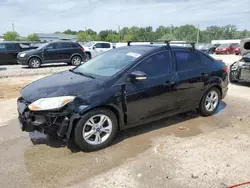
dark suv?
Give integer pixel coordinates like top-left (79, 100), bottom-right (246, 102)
top-left (17, 42), bottom-right (228, 151)
top-left (0, 42), bottom-right (38, 65)
top-left (17, 41), bottom-right (86, 68)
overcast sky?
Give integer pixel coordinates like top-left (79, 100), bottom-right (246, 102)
top-left (0, 0), bottom-right (249, 36)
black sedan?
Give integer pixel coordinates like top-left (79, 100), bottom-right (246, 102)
top-left (230, 54), bottom-right (250, 83)
top-left (17, 42), bottom-right (228, 151)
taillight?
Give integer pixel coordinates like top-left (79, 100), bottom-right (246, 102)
top-left (81, 47), bottom-right (84, 52)
top-left (222, 66), bottom-right (229, 75)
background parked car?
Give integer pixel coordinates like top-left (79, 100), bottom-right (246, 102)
top-left (234, 46), bottom-right (241, 55)
top-left (215, 43), bottom-right (239, 54)
top-left (17, 41), bottom-right (86, 68)
top-left (200, 43), bottom-right (221, 54)
top-left (229, 53), bottom-right (250, 83)
top-left (240, 38), bottom-right (250, 56)
top-left (81, 41), bottom-right (114, 61)
top-left (0, 42), bottom-right (39, 65)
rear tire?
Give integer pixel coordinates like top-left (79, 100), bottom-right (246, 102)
top-left (71, 56), bottom-right (82, 66)
top-left (29, 57), bottom-right (41, 68)
top-left (85, 53), bottom-right (91, 61)
top-left (74, 108), bottom-right (118, 152)
top-left (199, 87), bottom-right (221, 116)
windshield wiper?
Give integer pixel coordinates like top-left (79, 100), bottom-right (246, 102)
top-left (70, 69), bottom-right (95, 79)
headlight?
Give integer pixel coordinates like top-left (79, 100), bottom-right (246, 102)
top-left (28, 96), bottom-right (75, 111)
top-left (19, 53), bottom-right (26, 57)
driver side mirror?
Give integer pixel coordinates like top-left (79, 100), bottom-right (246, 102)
top-left (93, 46), bottom-right (96, 50)
top-left (128, 71), bottom-right (147, 82)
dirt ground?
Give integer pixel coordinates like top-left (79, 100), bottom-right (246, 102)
top-left (1, 56), bottom-right (250, 188)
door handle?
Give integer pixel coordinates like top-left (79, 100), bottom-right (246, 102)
top-left (164, 81), bottom-right (175, 86)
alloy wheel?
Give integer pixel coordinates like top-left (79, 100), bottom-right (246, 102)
top-left (205, 91), bottom-right (219, 112)
top-left (73, 57), bottom-right (81, 65)
top-left (82, 114), bottom-right (112, 145)
top-left (31, 59), bottom-right (40, 68)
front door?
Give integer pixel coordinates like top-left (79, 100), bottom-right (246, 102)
top-left (125, 50), bottom-right (179, 124)
top-left (173, 50), bottom-right (207, 109)
top-left (43, 43), bottom-right (60, 62)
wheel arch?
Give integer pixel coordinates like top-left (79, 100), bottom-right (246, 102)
top-left (70, 53), bottom-right (83, 60)
top-left (66, 104), bottom-right (124, 141)
top-left (28, 55), bottom-right (42, 64)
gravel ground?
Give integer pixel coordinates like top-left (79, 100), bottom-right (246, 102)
top-left (0, 63), bottom-right (74, 78)
top-left (0, 55), bottom-right (242, 78)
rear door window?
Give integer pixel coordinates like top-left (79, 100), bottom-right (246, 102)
top-left (6, 43), bottom-right (20, 50)
top-left (54, 43), bottom-right (72, 49)
top-left (175, 51), bottom-right (203, 72)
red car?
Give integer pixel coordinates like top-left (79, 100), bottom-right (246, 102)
top-left (215, 43), bottom-right (240, 54)
top-left (234, 46), bottom-right (241, 55)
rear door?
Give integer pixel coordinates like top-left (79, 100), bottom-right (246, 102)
top-left (6, 43), bottom-right (21, 64)
top-left (56, 42), bottom-right (73, 61)
top-left (125, 50), bottom-right (179, 124)
top-left (173, 50), bottom-right (208, 109)
top-left (0, 43), bottom-right (8, 65)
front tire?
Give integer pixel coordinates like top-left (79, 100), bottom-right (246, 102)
top-left (29, 57), bottom-right (41, 68)
top-left (74, 108), bottom-right (118, 152)
top-left (199, 87), bottom-right (221, 116)
top-left (71, 56), bottom-right (82, 66)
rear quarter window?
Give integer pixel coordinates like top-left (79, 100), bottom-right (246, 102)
top-left (197, 51), bottom-right (214, 64)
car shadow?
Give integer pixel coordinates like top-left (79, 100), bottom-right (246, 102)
top-left (29, 101), bottom-right (227, 152)
top-left (234, 82), bottom-right (250, 87)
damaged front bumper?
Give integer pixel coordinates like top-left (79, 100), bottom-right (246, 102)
top-left (230, 61), bottom-right (250, 82)
top-left (17, 97), bottom-right (80, 140)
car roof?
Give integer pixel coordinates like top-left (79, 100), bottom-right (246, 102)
top-left (49, 41), bottom-right (77, 44)
top-left (117, 45), bottom-right (192, 54)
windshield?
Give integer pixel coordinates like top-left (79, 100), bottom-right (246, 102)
top-left (84, 42), bottom-right (95, 47)
top-left (73, 49), bottom-right (142, 77)
top-left (219, 44), bottom-right (229, 47)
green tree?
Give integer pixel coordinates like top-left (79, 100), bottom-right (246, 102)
top-left (106, 33), bottom-right (119, 42)
top-left (63, 29), bottom-right (77, 35)
top-left (3, 31), bottom-right (20, 41)
top-left (26, 33), bottom-right (40, 41)
top-left (77, 31), bottom-right (89, 42)
top-left (123, 34), bottom-right (134, 41)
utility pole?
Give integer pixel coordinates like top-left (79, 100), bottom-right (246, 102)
top-left (12, 23), bottom-right (15, 32)
top-left (118, 25), bottom-right (121, 42)
top-left (196, 24), bottom-right (200, 44)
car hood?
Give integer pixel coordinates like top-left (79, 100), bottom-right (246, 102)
top-left (21, 70), bottom-right (103, 102)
